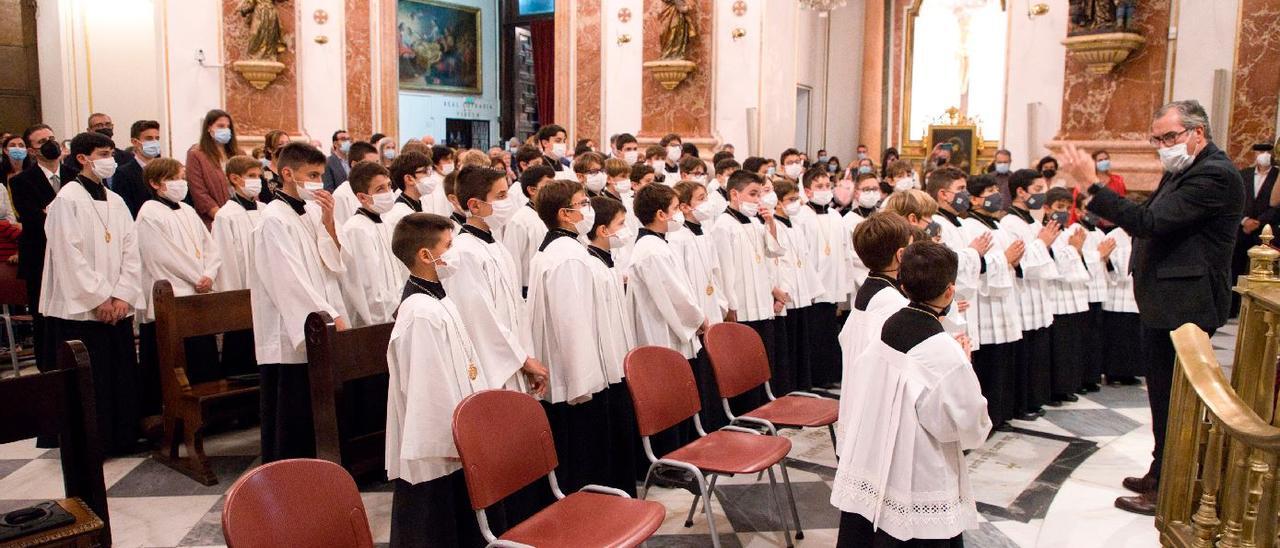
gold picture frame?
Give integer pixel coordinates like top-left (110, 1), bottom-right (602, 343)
top-left (396, 0), bottom-right (483, 95)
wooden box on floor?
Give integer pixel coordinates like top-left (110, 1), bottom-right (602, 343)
top-left (0, 341), bottom-right (109, 547)
top-left (152, 281), bottom-right (259, 486)
top-left (305, 312), bottom-right (392, 479)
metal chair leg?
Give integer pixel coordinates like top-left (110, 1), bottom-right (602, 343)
top-left (766, 466), bottom-right (794, 548)
top-left (639, 462), bottom-right (659, 500)
top-left (685, 474), bottom-right (718, 527)
top-left (3, 305), bottom-right (16, 377)
top-left (700, 474), bottom-right (722, 548)
top-left (779, 459), bottom-right (804, 539)
top-left (828, 423), bottom-right (838, 460)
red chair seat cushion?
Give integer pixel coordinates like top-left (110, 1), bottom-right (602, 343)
top-left (661, 430), bottom-right (791, 475)
top-left (743, 395), bottom-right (839, 427)
top-left (500, 491), bottom-right (665, 548)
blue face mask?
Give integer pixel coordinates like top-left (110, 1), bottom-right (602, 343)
top-left (950, 189), bottom-right (971, 212)
top-left (1047, 210), bottom-right (1070, 227)
top-left (141, 140), bottom-right (162, 158)
top-left (995, 162), bottom-right (1010, 174)
top-left (6, 147), bottom-right (27, 162)
top-left (213, 127), bottom-right (232, 145)
top-left (925, 221), bottom-right (942, 239)
top-left (858, 165), bottom-right (873, 175)
top-left (339, 140), bottom-right (352, 154)
top-left (1096, 159), bottom-right (1111, 172)
top-left (1025, 192), bottom-right (1046, 210)
top-left (981, 193), bottom-right (1006, 213)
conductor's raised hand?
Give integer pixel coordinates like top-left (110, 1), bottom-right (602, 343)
top-left (1060, 144), bottom-right (1098, 193)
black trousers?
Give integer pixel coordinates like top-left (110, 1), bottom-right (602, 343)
top-left (259, 362), bottom-right (316, 462)
top-left (972, 342), bottom-right (1015, 427)
top-left (1015, 327), bottom-right (1052, 413)
top-left (735, 319), bottom-right (776, 412)
top-left (25, 279), bottom-right (46, 372)
top-left (837, 511), bottom-right (964, 547)
top-left (1144, 326), bottom-right (1176, 481)
top-left (1081, 303), bottom-right (1106, 385)
top-left (808, 303), bottom-right (841, 387)
top-left (391, 471), bottom-right (493, 548)
top-left (1103, 312), bottom-right (1144, 378)
top-left (1049, 313), bottom-right (1085, 396)
top-left (44, 316), bottom-right (140, 454)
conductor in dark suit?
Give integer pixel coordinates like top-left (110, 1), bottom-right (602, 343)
top-left (1062, 100), bottom-right (1244, 516)
top-left (1230, 143), bottom-right (1277, 315)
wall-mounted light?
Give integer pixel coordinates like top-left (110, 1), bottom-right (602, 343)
top-left (315, 35), bottom-right (329, 44)
top-left (617, 34), bottom-right (632, 45)
top-left (1028, 3), bottom-right (1049, 18)
top-left (732, 28), bottom-right (746, 41)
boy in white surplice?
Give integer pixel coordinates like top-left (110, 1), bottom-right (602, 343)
top-left (831, 241), bottom-right (991, 546)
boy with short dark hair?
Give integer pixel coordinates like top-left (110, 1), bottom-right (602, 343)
top-left (501, 165), bottom-right (555, 296)
top-left (771, 177), bottom-right (821, 393)
top-left (832, 240), bottom-right (991, 547)
top-left (626, 183), bottom-right (706, 360)
top-left (385, 212), bottom-right (493, 548)
top-left (249, 141), bottom-right (349, 461)
top-left (1045, 186), bottom-right (1092, 403)
top-left (337, 161), bottom-right (401, 327)
top-left (793, 165), bottom-right (855, 388)
top-left (384, 151), bottom-right (434, 228)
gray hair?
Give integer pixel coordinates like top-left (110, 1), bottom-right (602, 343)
top-left (1155, 100), bottom-right (1212, 141)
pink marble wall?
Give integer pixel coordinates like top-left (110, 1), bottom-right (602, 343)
top-left (639, 0), bottom-right (714, 139)
top-left (345, 0), bottom-right (373, 140)
top-left (1228, 0), bottom-right (1280, 165)
top-left (223, 0), bottom-right (300, 135)
top-left (575, 0), bottom-right (602, 143)
top-left (1058, 1), bottom-right (1170, 141)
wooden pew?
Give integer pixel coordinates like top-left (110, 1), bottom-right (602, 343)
top-left (0, 341), bottom-right (110, 546)
top-left (305, 311), bottom-right (393, 479)
top-left (152, 280), bottom-right (259, 485)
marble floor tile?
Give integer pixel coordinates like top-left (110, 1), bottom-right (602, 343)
top-left (199, 427), bottom-right (261, 458)
top-left (108, 495), bottom-right (222, 548)
top-left (989, 518), bottom-right (1043, 547)
top-left (1042, 409), bottom-right (1141, 438)
top-left (361, 492), bottom-right (393, 544)
top-left (645, 485), bottom-right (734, 536)
top-left (1079, 385), bottom-right (1149, 409)
top-left (646, 533), bottom-right (744, 547)
top-left (964, 521), bottom-right (1023, 548)
top-left (0, 438), bottom-right (49, 460)
top-left (717, 481), bottom-right (837, 533)
top-left (176, 497), bottom-right (224, 546)
top-left (1036, 478), bottom-right (1158, 548)
top-left (0, 459), bottom-right (28, 481)
top-left (1005, 417), bottom-right (1077, 439)
top-left (0, 456), bottom-right (144, 500)
top-left (967, 431), bottom-right (1069, 508)
top-left (107, 456), bottom-right (259, 497)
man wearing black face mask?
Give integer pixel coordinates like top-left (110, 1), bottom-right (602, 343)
top-left (10, 124), bottom-right (74, 410)
top-left (61, 113), bottom-right (132, 180)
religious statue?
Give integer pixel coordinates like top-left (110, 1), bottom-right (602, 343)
top-left (658, 0), bottom-right (698, 60)
top-left (238, 0), bottom-right (288, 61)
top-left (1069, 0), bottom-right (1121, 34)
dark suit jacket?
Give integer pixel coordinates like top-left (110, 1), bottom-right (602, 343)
top-left (11, 164), bottom-right (66, 282)
top-left (323, 153), bottom-right (349, 192)
top-left (110, 157), bottom-right (155, 218)
top-left (1087, 142), bottom-right (1245, 332)
top-left (1238, 165), bottom-right (1278, 225)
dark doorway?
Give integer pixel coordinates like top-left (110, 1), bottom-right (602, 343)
top-left (0, 0), bottom-right (42, 132)
top-left (499, 0), bottom-right (552, 144)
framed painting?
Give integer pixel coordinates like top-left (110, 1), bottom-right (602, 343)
top-left (926, 125), bottom-right (979, 175)
top-left (397, 0), bottom-right (482, 94)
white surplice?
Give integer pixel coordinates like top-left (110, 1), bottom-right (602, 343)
top-left (932, 212), bottom-right (984, 349)
top-left (772, 216), bottom-right (823, 311)
top-left (835, 276), bottom-right (908, 453)
top-left (961, 216), bottom-right (1023, 345)
top-left (526, 232), bottom-right (617, 403)
top-left (1103, 228), bottom-right (1138, 313)
top-left (135, 199), bottom-right (223, 322)
top-left (1050, 224), bottom-right (1092, 316)
top-left (498, 204), bottom-right (547, 293)
top-left (626, 232), bottom-right (704, 359)
top-left (385, 289), bottom-right (491, 485)
top-left (667, 223), bottom-right (729, 326)
top-left (338, 211), bottom-right (401, 327)
top-left (331, 181), bottom-right (360, 231)
top-left (793, 204), bottom-right (855, 305)
top-left (710, 208), bottom-right (786, 322)
top-left (999, 210), bottom-right (1059, 331)
top-left (831, 306), bottom-right (991, 541)
top-left (248, 196), bottom-right (347, 364)
top-left (211, 198), bottom-right (262, 292)
top-left (39, 181), bottom-right (143, 319)
top-left (442, 226), bottom-right (530, 391)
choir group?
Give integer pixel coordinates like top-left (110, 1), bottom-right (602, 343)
top-left (5, 110), bottom-right (1145, 546)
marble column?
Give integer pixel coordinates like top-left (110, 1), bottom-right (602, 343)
top-left (575, 0), bottom-right (604, 145)
top-left (1048, 0), bottom-right (1170, 192)
top-left (858, 0), bottom-right (886, 155)
top-left (345, 0), bottom-right (373, 140)
top-left (222, 0), bottom-right (300, 136)
top-left (638, 0), bottom-right (716, 150)
top-left (1226, 0), bottom-right (1280, 165)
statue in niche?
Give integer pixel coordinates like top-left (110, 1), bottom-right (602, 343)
top-left (239, 0), bottom-right (289, 61)
top-left (658, 0), bottom-right (698, 60)
top-left (1068, 0), bottom-right (1138, 34)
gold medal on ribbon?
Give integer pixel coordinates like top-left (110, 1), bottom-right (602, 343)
top-left (467, 363), bottom-right (478, 381)
top-left (706, 284), bottom-right (714, 296)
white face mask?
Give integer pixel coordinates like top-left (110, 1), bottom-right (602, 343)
top-left (1158, 142), bottom-right (1193, 174)
top-left (415, 174), bottom-right (437, 196)
top-left (607, 225), bottom-right (632, 248)
top-left (666, 146), bottom-right (682, 162)
top-left (550, 142), bottom-right (567, 159)
top-left (298, 181), bottom-right (324, 201)
top-left (783, 163), bottom-right (804, 179)
top-left (480, 196), bottom-right (518, 228)
top-left (894, 177), bottom-right (915, 192)
top-left (369, 190), bottom-right (397, 214)
top-left (706, 177), bottom-right (721, 192)
top-left (1258, 152), bottom-right (1272, 168)
top-left (614, 178), bottom-right (633, 194)
top-left (651, 159), bottom-right (666, 173)
top-left (857, 189), bottom-right (882, 208)
top-left (738, 200), bottom-right (760, 217)
top-left (760, 191), bottom-right (778, 209)
top-left (810, 189), bottom-right (834, 206)
top-left (585, 172), bottom-right (607, 192)
top-left (693, 200), bottom-right (719, 222)
top-left (91, 157), bottom-right (118, 179)
top-left (783, 200), bottom-right (802, 216)
top-left (623, 150), bottom-right (639, 164)
top-left (688, 174), bottom-right (707, 184)
top-left (241, 178), bottom-right (263, 198)
top-left (431, 248), bottom-right (459, 279)
top-left (573, 205), bottom-right (596, 235)
top-left (439, 163), bottom-right (455, 176)
top-left (666, 210), bottom-right (686, 232)
top-left (162, 179), bottom-right (189, 203)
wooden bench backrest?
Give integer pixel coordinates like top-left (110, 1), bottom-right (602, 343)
top-left (305, 311), bottom-right (392, 478)
top-left (0, 341), bottom-right (110, 543)
top-left (152, 280), bottom-right (253, 396)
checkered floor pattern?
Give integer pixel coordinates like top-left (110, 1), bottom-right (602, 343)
top-left (0, 323), bottom-right (1238, 547)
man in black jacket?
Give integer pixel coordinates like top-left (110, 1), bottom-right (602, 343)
top-left (1062, 100), bottom-right (1244, 515)
top-left (1230, 143), bottom-right (1277, 315)
top-left (110, 120), bottom-right (165, 218)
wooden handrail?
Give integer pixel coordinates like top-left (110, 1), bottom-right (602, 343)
top-left (1170, 324), bottom-right (1280, 451)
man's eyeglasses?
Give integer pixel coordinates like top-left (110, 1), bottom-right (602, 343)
top-left (1149, 128), bottom-right (1191, 147)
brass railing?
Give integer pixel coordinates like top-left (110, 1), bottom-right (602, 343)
top-left (1157, 227), bottom-right (1280, 547)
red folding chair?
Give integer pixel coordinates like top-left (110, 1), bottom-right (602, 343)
top-left (705, 322), bottom-right (840, 455)
top-left (221, 459), bottom-right (374, 548)
top-left (626, 345), bottom-right (801, 548)
top-left (452, 389), bottom-right (664, 548)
